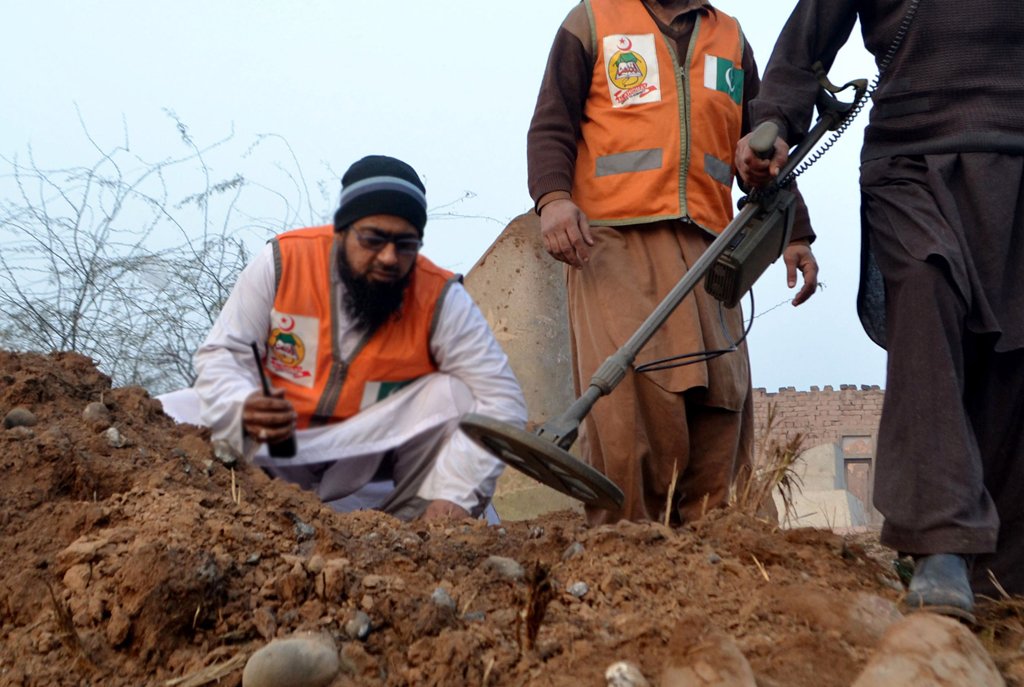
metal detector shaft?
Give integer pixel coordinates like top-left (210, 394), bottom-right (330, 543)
top-left (537, 115), bottom-right (840, 449)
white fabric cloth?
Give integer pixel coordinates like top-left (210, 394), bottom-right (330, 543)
top-left (160, 242), bottom-right (527, 514)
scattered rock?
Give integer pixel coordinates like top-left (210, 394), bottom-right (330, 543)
top-left (562, 542), bottom-right (585, 560)
top-left (344, 610), bottom-right (372, 641)
top-left (431, 587), bottom-right (456, 610)
top-left (483, 555), bottom-right (524, 581)
top-left (104, 427), bottom-right (128, 448)
top-left (7, 426), bottom-right (34, 439)
top-left (82, 402), bottom-right (111, 429)
top-left (851, 613), bottom-right (1005, 686)
top-left (568, 581), bottom-right (589, 598)
top-left (606, 660), bottom-right (650, 687)
top-left (242, 632), bottom-right (340, 687)
top-left (3, 407), bottom-right (37, 429)
top-left (306, 554), bottom-right (325, 575)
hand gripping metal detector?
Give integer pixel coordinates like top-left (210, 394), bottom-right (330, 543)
top-left (460, 83), bottom-right (865, 510)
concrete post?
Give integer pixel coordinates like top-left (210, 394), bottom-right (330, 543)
top-left (462, 212), bottom-right (582, 519)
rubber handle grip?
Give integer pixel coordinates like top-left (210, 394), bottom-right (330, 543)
top-left (749, 121), bottom-right (780, 160)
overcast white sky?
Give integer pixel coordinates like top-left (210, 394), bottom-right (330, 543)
top-left (1, 1), bottom-right (886, 391)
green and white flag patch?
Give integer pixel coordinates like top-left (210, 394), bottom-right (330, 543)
top-left (704, 55), bottom-right (743, 104)
top-left (359, 379), bottom-right (417, 411)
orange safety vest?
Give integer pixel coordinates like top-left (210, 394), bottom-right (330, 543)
top-left (573, 0), bottom-right (745, 233)
top-left (263, 225), bottom-right (457, 428)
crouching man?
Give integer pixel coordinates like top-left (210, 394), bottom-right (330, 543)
top-left (160, 155), bottom-right (527, 521)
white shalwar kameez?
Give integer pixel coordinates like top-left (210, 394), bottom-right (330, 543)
top-left (158, 244), bottom-right (527, 519)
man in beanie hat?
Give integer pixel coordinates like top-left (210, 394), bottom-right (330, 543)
top-left (159, 155), bottom-right (527, 521)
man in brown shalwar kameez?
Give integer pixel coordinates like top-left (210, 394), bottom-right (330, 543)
top-left (737, 0), bottom-right (1024, 619)
top-left (527, 0), bottom-right (819, 526)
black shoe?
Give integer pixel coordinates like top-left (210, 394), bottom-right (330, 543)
top-left (903, 554), bottom-right (976, 624)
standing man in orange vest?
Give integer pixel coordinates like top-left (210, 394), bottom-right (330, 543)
top-left (163, 155), bottom-right (527, 521)
top-left (527, 0), bottom-right (819, 525)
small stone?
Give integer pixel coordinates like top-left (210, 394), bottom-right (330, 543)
top-left (431, 587), bottom-right (456, 610)
top-left (344, 610), bottom-right (371, 641)
top-left (295, 522), bottom-right (316, 540)
top-left (562, 542), bottom-right (586, 561)
top-left (851, 614), bottom-right (1006, 686)
top-left (462, 611), bottom-right (486, 622)
top-left (212, 439), bottom-right (241, 466)
top-left (606, 660), bottom-right (650, 687)
top-left (3, 407), bottom-right (37, 429)
top-left (568, 581), bottom-right (589, 598)
top-left (306, 555), bottom-right (325, 575)
top-left (7, 426), bottom-right (34, 439)
top-left (246, 553), bottom-right (262, 565)
top-left (82, 402), bottom-right (111, 429)
top-left (242, 633), bottom-right (339, 687)
top-left (103, 427), bottom-right (128, 448)
top-left (707, 553), bottom-right (722, 565)
top-left (483, 555), bottom-right (524, 581)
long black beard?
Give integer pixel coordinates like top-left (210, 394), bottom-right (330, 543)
top-left (337, 247), bottom-right (412, 332)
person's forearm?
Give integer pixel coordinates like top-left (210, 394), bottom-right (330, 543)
top-left (194, 247), bottom-right (276, 455)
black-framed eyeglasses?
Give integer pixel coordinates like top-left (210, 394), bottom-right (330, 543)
top-left (352, 228), bottom-right (423, 256)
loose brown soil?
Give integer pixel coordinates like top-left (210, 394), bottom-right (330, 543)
top-left (0, 350), bottom-right (1022, 686)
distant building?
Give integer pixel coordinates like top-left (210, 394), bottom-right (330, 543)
top-left (753, 386), bottom-right (884, 530)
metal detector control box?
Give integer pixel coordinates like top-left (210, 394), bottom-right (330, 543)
top-left (703, 187), bottom-right (796, 308)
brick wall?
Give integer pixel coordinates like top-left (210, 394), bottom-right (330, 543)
top-left (752, 385), bottom-right (885, 454)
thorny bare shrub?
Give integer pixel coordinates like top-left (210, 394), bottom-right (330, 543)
top-left (0, 111), bottom-right (329, 393)
top-left (732, 402), bottom-right (805, 525)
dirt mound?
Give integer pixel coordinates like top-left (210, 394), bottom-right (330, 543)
top-left (0, 350), bottom-right (1021, 686)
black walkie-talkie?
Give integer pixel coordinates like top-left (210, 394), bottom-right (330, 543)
top-left (249, 341), bottom-right (297, 458)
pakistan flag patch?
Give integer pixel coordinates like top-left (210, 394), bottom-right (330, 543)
top-left (704, 55), bottom-right (743, 104)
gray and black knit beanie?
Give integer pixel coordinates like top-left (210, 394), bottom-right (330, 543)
top-left (333, 155), bottom-right (427, 236)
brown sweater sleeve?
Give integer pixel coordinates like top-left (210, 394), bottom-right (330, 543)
top-left (742, 30), bottom-right (815, 243)
top-left (526, 10), bottom-right (592, 211)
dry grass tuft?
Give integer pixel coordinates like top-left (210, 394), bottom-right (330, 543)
top-left (732, 402), bottom-right (805, 525)
top-left (46, 582), bottom-right (95, 671)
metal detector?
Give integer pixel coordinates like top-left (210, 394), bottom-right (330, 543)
top-left (462, 80), bottom-right (867, 510)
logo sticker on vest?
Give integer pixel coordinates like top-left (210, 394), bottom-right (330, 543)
top-left (704, 55), bottom-right (743, 104)
top-left (266, 310), bottom-right (319, 388)
top-left (603, 34), bottom-right (661, 107)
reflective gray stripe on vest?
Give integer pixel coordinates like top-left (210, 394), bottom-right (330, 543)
top-left (704, 153), bottom-right (733, 187)
top-left (595, 148), bottom-right (663, 177)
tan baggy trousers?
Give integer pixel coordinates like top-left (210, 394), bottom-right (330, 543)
top-left (566, 220), bottom-right (754, 525)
